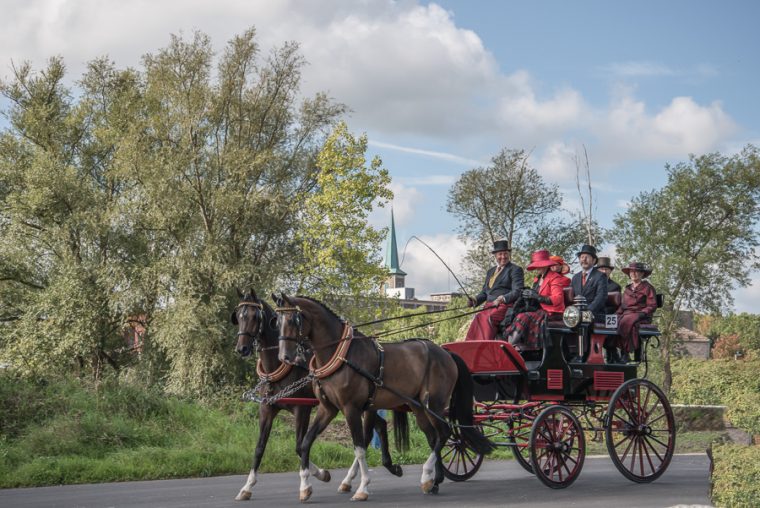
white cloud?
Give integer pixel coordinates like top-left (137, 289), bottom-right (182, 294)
top-left (0, 1), bottom-right (742, 179)
top-left (605, 61), bottom-right (676, 78)
top-left (369, 140), bottom-right (483, 167)
top-left (368, 180), bottom-right (421, 229)
top-left (396, 233), bottom-right (470, 298)
top-left (732, 273), bottom-right (760, 314)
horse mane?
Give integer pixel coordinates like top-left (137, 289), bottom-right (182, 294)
top-left (294, 295), bottom-right (374, 339)
top-left (295, 295), bottom-right (345, 323)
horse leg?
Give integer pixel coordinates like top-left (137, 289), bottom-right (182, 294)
top-left (235, 404), bottom-right (280, 501)
top-left (293, 405), bottom-right (330, 483)
top-left (298, 402), bottom-right (338, 502)
top-left (345, 406), bottom-right (372, 502)
top-left (373, 410), bottom-right (403, 477)
top-left (338, 410), bottom-right (374, 493)
top-left (412, 408), bottom-right (439, 494)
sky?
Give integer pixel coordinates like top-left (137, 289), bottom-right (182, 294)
top-left (1, 0), bottom-right (759, 311)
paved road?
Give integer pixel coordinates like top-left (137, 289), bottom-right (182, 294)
top-left (0, 454), bottom-right (711, 508)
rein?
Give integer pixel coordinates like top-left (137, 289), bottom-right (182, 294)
top-left (353, 303), bottom-right (471, 328)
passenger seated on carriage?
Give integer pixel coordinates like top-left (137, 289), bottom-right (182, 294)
top-left (464, 240), bottom-right (524, 341)
top-left (607, 262), bottom-right (657, 364)
top-left (504, 250), bottom-right (570, 351)
top-left (549, 255), bottom-right (571, 279)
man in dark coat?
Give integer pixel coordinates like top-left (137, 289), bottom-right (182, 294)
top-left (569, 244), bottom-right (607, 362)
top-left (465, 240), bottom-right (524, 341)
top-left (571, 245), bottom-right (608, 321)
top-left (597, 256), bottom-right (621, 314)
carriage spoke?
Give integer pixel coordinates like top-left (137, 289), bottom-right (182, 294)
top-left (641, 436), bottom-right (657, 474)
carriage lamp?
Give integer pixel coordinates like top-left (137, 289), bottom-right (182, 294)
top-left (563, 306), bottom-right (580, 328)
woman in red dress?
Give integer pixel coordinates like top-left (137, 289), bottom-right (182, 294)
top-left (506, 250), bottom-right (571, 351)
top-left (614, 262), bottom-right (657, 363)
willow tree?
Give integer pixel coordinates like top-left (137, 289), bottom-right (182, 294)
top-left (0, 29), bottom-right (392, 395)
top-left (611, 146), bottom-right (760, 391)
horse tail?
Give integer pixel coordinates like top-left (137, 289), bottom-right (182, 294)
top-left (448, 351), bottom-right (495, 455)
top-left (392, 409), bottom-right (409, 453)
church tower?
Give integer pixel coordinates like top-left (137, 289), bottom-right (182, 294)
top-left (384, 209), bottom-right (414, 299)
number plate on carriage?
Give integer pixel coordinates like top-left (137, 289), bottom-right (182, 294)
top-left (605, 314), bottom-right (618, 328)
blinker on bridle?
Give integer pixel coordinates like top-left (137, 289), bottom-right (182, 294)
top-left (235, 301), bottom-right (265, 350)
top-left (275, 305), bottom-right (310, 357)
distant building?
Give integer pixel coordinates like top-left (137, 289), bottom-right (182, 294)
top-left (381, 209), bottom-right (449, 312)
top-left (674, 327), bottom-right (711, 359)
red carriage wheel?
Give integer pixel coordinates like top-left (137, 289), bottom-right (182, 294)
top-left (508, 413), bottom-right (535, 473)
top-left (441, 424), bottom-right (484, 481)
top-left (529, 405), bottom-right (585, 489)
top-left (605, 378), bottom-right (675, 483)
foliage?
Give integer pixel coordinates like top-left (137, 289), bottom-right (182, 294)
top-left (610, 146), bottom-right (760, 391)
top-left (711, 444), bottom-right (760, 508)
top-left (670, 355), bottom-right (760, 435)
top-left (712, 334), bottom-right (742, 360)
top-left (0, 29), bottom-right (391, 395)
top-left (288, 122), bottom-right (392, 297)
top-left (698, 313), bottom-right (760, 353)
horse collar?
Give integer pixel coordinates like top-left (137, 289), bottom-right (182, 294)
top-left (309, 323), bottom-right (354, 379)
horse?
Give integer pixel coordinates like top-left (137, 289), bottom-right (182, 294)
top-left (274, 293), bottom-right (493, 502)
top-left (232, 289), bottom-right (401, 501)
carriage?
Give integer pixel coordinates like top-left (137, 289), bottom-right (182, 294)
top-left (439, 287), bottom-right (676, 488)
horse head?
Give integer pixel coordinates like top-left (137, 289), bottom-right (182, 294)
top-left (232, 287), bottom-right (270, 357)
top-left (274, 292), bottom-right (312, 367)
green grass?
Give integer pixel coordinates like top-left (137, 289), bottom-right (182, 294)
top-left (0, 372), bottom-right (727, 488)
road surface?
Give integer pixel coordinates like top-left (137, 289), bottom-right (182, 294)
top-left (0, 454), bottom-right (711, 508)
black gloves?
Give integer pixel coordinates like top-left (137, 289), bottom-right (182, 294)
top-left (521, 289), bottom-right (538, 300)
top-left (467, 297), bottom-right (476, 307)
top-left (537, 295), bottom-right (552, 305)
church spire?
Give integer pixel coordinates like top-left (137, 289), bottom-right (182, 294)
top-left (385, 208), bottom-right (406, 276)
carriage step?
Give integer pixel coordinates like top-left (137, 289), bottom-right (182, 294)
top-left (570, 369), bottom-right (584, 379)
top-left (527, 370), bottom-right (540, 380)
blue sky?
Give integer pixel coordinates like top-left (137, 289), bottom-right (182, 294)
top-left (2, 0), bottom-right (759, 309)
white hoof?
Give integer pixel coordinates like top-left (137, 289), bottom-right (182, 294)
top-left (300, 486), bottom-right (313, 503)
top-left (351, 491), bottom-right (369, 501)
top-left (235, 490), bottom-right (252, 501)
top-left (338, 482), bottom-right (352, 493)
top-left (421, 480), bottom-right (435, 494)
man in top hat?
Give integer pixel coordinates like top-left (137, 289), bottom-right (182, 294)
top-left (465, 239), bottom-right (524, 341)
top-left (569, 244), bottom-right (608, 362)
top-left (571, 244), bottom-right (608, 322)
top-left (597, 256), bottom-right (621, 314)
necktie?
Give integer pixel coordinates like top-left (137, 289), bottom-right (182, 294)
top-left (489, 265), bottom-right (503, 288)
top-left (582, 271), bottom-right (587, 286)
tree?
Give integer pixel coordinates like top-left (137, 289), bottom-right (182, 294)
top-left (447, 147), bottom-right (591, 284)
top-left (287, 122), bottom-right (392, 297)
top-left (0, 29), bottom-right (392, 395)
top-left (611, 146), bottom-right (760, 391)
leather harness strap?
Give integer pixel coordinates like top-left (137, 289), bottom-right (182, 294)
top-left (309, 323), bottom-right (354, 379)
top-left (256, 358), bottom-right (293, 383)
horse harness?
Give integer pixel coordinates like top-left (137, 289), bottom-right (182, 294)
top-left (275, 304), bottom-right (439, 415)
top-left (236, 300), bottom-right (293, 384)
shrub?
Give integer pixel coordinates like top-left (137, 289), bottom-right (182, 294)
top-left (711, 444), bottom-right (760, 507)
top-left (712, 334), bottom-right (743, 360)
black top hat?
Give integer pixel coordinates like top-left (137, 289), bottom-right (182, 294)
top-left (597, 256), bottom-right (614, 270)
top-left (576, 244), bottom-right (598, 261)
top-left (491, 240), bottom-right (511, 253)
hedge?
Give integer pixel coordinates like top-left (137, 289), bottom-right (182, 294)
top-left (711, 444), bottom-right (760, 507)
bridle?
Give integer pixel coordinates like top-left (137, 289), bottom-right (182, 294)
top-left (235, 301), bottom-right (272, 353)
top-left (275, 305), bottom-right (311, 359)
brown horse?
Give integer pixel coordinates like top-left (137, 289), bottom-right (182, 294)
top-left (232, 289), bottom-right (401, 501)
top-left (274, 293), bottom-right (493, 502)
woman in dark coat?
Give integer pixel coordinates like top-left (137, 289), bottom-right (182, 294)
top-left (614, 262), bottom-right (657, 362)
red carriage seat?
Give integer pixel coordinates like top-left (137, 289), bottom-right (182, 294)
top-left (442, 340), bottom-right (527, 375)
